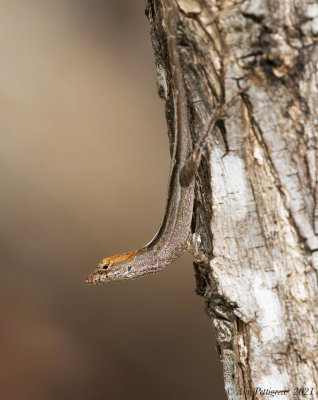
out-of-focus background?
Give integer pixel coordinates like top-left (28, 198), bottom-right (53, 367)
top-left (0, 1), bottom-right (226, 399)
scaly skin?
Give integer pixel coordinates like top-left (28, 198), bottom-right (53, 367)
top-left (85, 0), bottom-right (245, 285)
top-left (86, 0), bottom-right (195, 285)
top-left (86, 0), bottom-right (243, 284)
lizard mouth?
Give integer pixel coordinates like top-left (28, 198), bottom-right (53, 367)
top-left (85, 269), bottom-right (108, 285)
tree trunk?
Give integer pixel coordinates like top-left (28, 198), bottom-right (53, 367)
top-left (146, 0), bottom-right (318, 399)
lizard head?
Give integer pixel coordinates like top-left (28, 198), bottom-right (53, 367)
top-left (85, 250), bottom-right (142, 284)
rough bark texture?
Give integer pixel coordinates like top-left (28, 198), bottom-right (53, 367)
top-left (146, 0), bottom-right (318, 399)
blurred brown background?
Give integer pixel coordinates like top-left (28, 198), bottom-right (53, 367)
top-left (0, 1), bottom-right (226, 399)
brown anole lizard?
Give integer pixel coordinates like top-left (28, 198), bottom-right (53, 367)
top-left (86, 0), bottom-right (243, 285)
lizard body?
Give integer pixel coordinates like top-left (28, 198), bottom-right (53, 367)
top-left (85, 0), bottom-right (244, 285)
top-left (86, 0), bottom-right (194, 284)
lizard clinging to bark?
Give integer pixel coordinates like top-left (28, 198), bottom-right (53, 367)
top-left (86, 0), bottom-right (243, 285)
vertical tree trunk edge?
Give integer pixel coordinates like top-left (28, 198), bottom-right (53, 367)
top-left (146, 1), bottom-right (318, 399)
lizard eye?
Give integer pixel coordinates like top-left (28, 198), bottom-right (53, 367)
top-left (102, 264), bottom-right (110, 270)
top-left (128, 266), bottom-right (132, 272)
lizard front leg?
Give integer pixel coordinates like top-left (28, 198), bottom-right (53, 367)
top-left (180, 89), bottom-right (246, 188)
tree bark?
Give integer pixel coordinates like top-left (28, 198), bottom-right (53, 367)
top-left (146, 0), bottom-right (318, 399)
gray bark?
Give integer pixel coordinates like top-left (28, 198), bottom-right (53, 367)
top-left (147, 0), bottom-right (318, 399)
